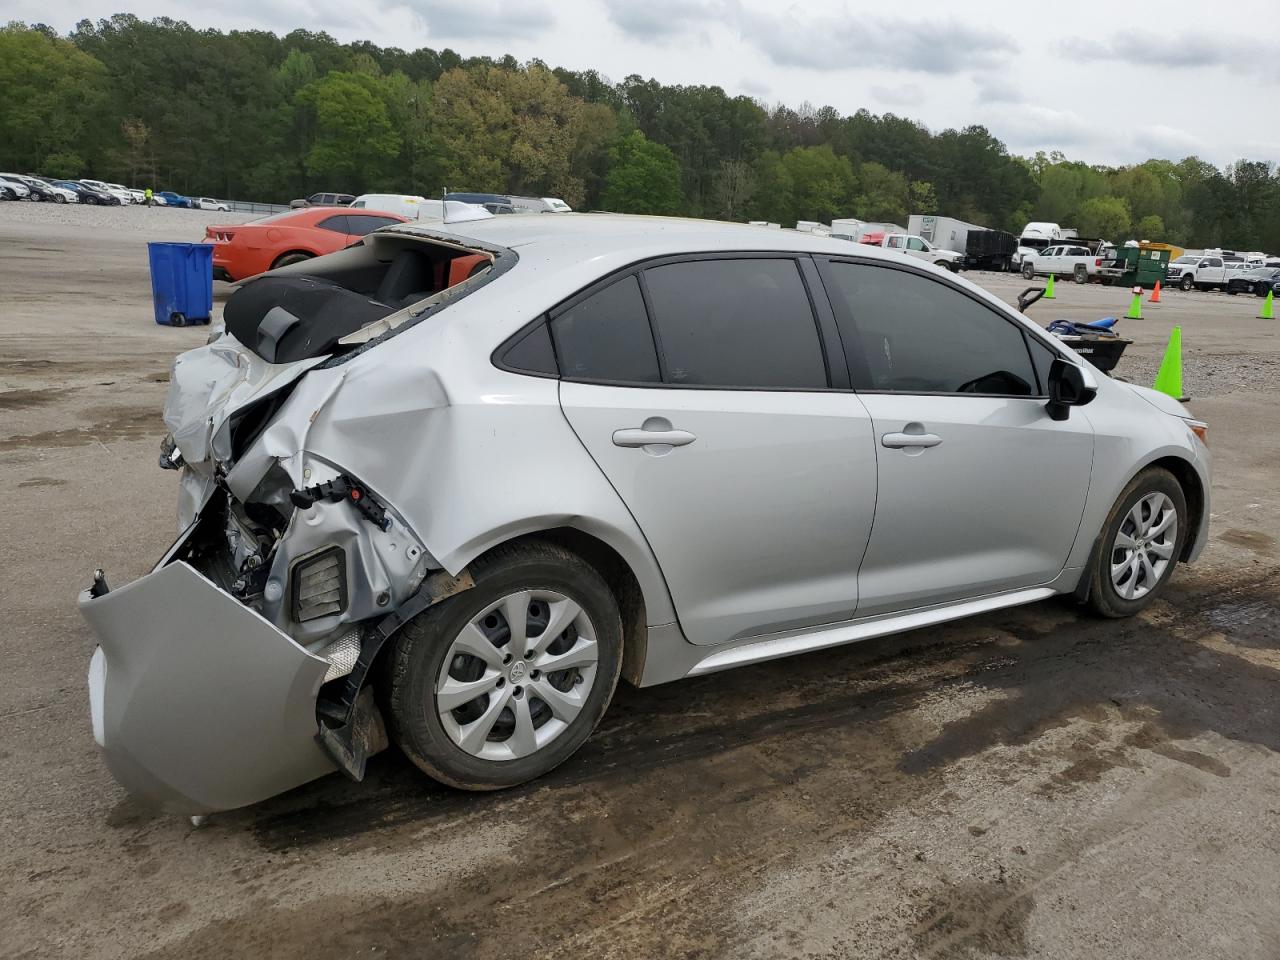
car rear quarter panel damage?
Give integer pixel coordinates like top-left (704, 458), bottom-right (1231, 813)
top-left (244, 299), bottom-right (679, 632)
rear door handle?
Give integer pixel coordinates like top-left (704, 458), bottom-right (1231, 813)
top-left (612, 428), bottom-right (697, 448)
top-left (881, 431), bottom-right (942, 449)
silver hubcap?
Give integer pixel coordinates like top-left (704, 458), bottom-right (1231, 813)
top-left (1111, 492), bottom-right (1178, 601)
top-left (435, 590), bottom-right (599, 761)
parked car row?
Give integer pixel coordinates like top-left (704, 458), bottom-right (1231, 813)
top-left (0, 174), bottom-right (231, 210)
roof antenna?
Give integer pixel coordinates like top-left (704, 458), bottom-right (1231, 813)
top-left (443, 200), bottom-right (494, 224)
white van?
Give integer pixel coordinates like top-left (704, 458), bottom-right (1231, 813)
top-left (350, 194), bottom-right (445, 220)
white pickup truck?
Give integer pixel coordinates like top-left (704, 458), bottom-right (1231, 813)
top-left (879, 233), bottom-right (964, 272)
top-left (1020, 242), bottom-right (1109, 283)
top-left (1164, 254), bottom-right (1228, 291)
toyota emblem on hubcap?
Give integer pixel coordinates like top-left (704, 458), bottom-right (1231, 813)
top-left (509, 660), bottom-right (527, 683)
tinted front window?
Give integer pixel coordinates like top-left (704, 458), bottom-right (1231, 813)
top-left (824, 262), bottom-right (1036, 396)
top-left (551, 275), bottom-right (660, 383)
top-left (643, 258), bottom-right (828, 389)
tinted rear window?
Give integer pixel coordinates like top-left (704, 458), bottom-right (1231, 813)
top-left (551, 275), bottom-right (660, 383)
top-left (642, 258), bottom-right (827, 389)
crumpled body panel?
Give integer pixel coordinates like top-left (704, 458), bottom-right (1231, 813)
top-left (80, 561), bottom-right (335, 814)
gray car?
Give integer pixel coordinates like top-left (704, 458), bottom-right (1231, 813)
top-left (79, 214), bottom-right (1211, 814)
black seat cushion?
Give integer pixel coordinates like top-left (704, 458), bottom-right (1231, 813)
top-left (224, 276), bottom-right (396, 363)
top-left (375, 249), bottom-right (439, 306)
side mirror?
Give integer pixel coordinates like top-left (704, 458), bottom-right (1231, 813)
top-left (1046, 357), bottom-right (1097, 421)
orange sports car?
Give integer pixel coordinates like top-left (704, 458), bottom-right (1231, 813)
top-left (206, 207), bottom-right (408, 282)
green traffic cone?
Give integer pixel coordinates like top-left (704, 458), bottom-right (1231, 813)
top-left (1153, 326), bottom-right (1184, 400)
top-left (1044, 273), bottom-right (1056, 299)
top-left (1260, 289), bottom-right (1274, 320)
top-left (1125, 291), bottom-right (1143, 320)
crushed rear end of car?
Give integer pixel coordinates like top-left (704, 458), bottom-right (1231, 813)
top-left (79, 223), bottom-right (512, 814)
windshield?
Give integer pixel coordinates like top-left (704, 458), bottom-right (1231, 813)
top-left (1171, 256), bottom-right (1199, 264)
top-left (1020, 238), bottom-right (1050, 251)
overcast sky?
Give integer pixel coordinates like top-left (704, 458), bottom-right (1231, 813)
top-left (15, 0), bottom-right (1280, 168)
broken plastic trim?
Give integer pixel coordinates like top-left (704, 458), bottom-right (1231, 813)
top-left (315, 567), bottom-right (476, 781)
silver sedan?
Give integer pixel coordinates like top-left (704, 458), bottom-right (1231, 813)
top-left (79, 212), bottom-right (1210, 813)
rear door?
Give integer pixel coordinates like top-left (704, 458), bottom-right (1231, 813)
top-left (817, 257), bottom-right (1094, 616)
top-left (555, 255), bottom-right (878, 646)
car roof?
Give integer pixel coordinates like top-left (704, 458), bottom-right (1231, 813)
top-left (385, 213), bottom-right (906, 265)
top-left (370, 213), bottom-right (1012, 334)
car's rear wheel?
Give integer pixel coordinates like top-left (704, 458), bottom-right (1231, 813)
top-left (387, 541), bottom-right (623, 790)
top-left (271, 251), bottom-right (313, 270)
top-left (1086, 467), bottom-right (1187, 618)
top-left (1073, 264), bottom-right (1088, 284)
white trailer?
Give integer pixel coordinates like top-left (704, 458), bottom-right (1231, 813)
top-left (830, 218), bottom-right (904, 241)
top-left (907, 215), bottom-right (984, 255)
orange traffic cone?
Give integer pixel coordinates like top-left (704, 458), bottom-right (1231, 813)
top-left (1149, 280), bottom-right (1162, 303)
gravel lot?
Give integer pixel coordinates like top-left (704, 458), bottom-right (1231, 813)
top-left (3, 203), bottom-right (1279, 960)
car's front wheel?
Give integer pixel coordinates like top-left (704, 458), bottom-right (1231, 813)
top-left (1022, 262), bottom-right (1035, 279)
top-left (387, 541), bottom-right (623, 790)
top-left (1086, 467), bottom-right (1187, 618)
top-left (1180, 275), bottom-right (1194, 291)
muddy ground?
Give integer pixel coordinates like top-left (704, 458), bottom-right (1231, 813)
top-left (1, 203), bottom-right (1278, 959)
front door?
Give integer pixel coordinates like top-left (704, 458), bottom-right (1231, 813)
top-left (817, 258), bottom-right (1095, 616)
top-left (553, 257), bottom-right (878, 646)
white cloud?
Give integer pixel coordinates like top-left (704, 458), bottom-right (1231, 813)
top-left (403, 0), bottom-right (556, 39)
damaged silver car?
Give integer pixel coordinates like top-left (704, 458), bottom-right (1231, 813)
top-left (80, 212), bottom-right (1211, 814)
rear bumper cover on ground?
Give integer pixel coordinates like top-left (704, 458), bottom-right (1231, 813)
top-left (79, 561), bottom-right (336, 815)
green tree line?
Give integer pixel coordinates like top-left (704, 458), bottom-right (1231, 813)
top-left (2, 17), bottom-right (1278, 251)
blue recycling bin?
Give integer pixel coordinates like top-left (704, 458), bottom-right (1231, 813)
top-left (147, 242), bottom-right (214, 326)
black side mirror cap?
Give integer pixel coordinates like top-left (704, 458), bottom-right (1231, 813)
top-left (1046, 357), bottom-right (1098, 421)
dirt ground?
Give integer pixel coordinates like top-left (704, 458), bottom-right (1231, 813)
top-left (2, 203), bottom-right (1278, 960)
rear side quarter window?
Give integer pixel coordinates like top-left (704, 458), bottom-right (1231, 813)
top-left (550, 274), bottom-right (661, 383)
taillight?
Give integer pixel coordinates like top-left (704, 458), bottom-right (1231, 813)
top-left (1095, 258), bottom-right (1102, 266)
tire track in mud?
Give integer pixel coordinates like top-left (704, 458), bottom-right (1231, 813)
top-left (137, 570), bottom-right (1280, 960)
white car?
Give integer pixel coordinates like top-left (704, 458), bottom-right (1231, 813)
top-left (879, 232), bottom-right (964, 271)
top-left (78, 213), bottom-right (1210, 815)
top-left (195, 197), bottom-right (231, 211)
top-left (107, 183), bottom-right (136, 204)
top-left (80, 179), bottom-right (134, 205)
top-left (0, 176), bottom-right (31, 200)
top-left (1022, 244), bottom-right (1106, 283)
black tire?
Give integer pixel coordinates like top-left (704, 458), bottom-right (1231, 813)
top-left (54, 194), bottom-right (65, 203)
top-left (1022, 262), bottom-right (1035, 280)
top-left (271, 251), bottom-right (314, 270)
top-left (1086, 467), bottom-right (1188, 618)
top-left (1180, 275), bottom-right (1194, 291)
top-left (170, 313), bottom-right (186, 327)
top-left (1073, 264), bottom-right (1088, 284)
top-left (1228, 289), bottom-right (1238, 295)
top-left (387, 540), bottom-right (623, 790)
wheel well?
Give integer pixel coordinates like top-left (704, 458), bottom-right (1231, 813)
top-left (1150, 455), bottom-right (1205, 561)
top-left (481, 528), bottom-right (649, 686)
top-left (271, 249), bottom-right (315, 269)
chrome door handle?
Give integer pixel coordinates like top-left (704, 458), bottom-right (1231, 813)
top-left (881, 431), bottom-right (942, 449)
top-left (612, 428), bottom-right (697, 448)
